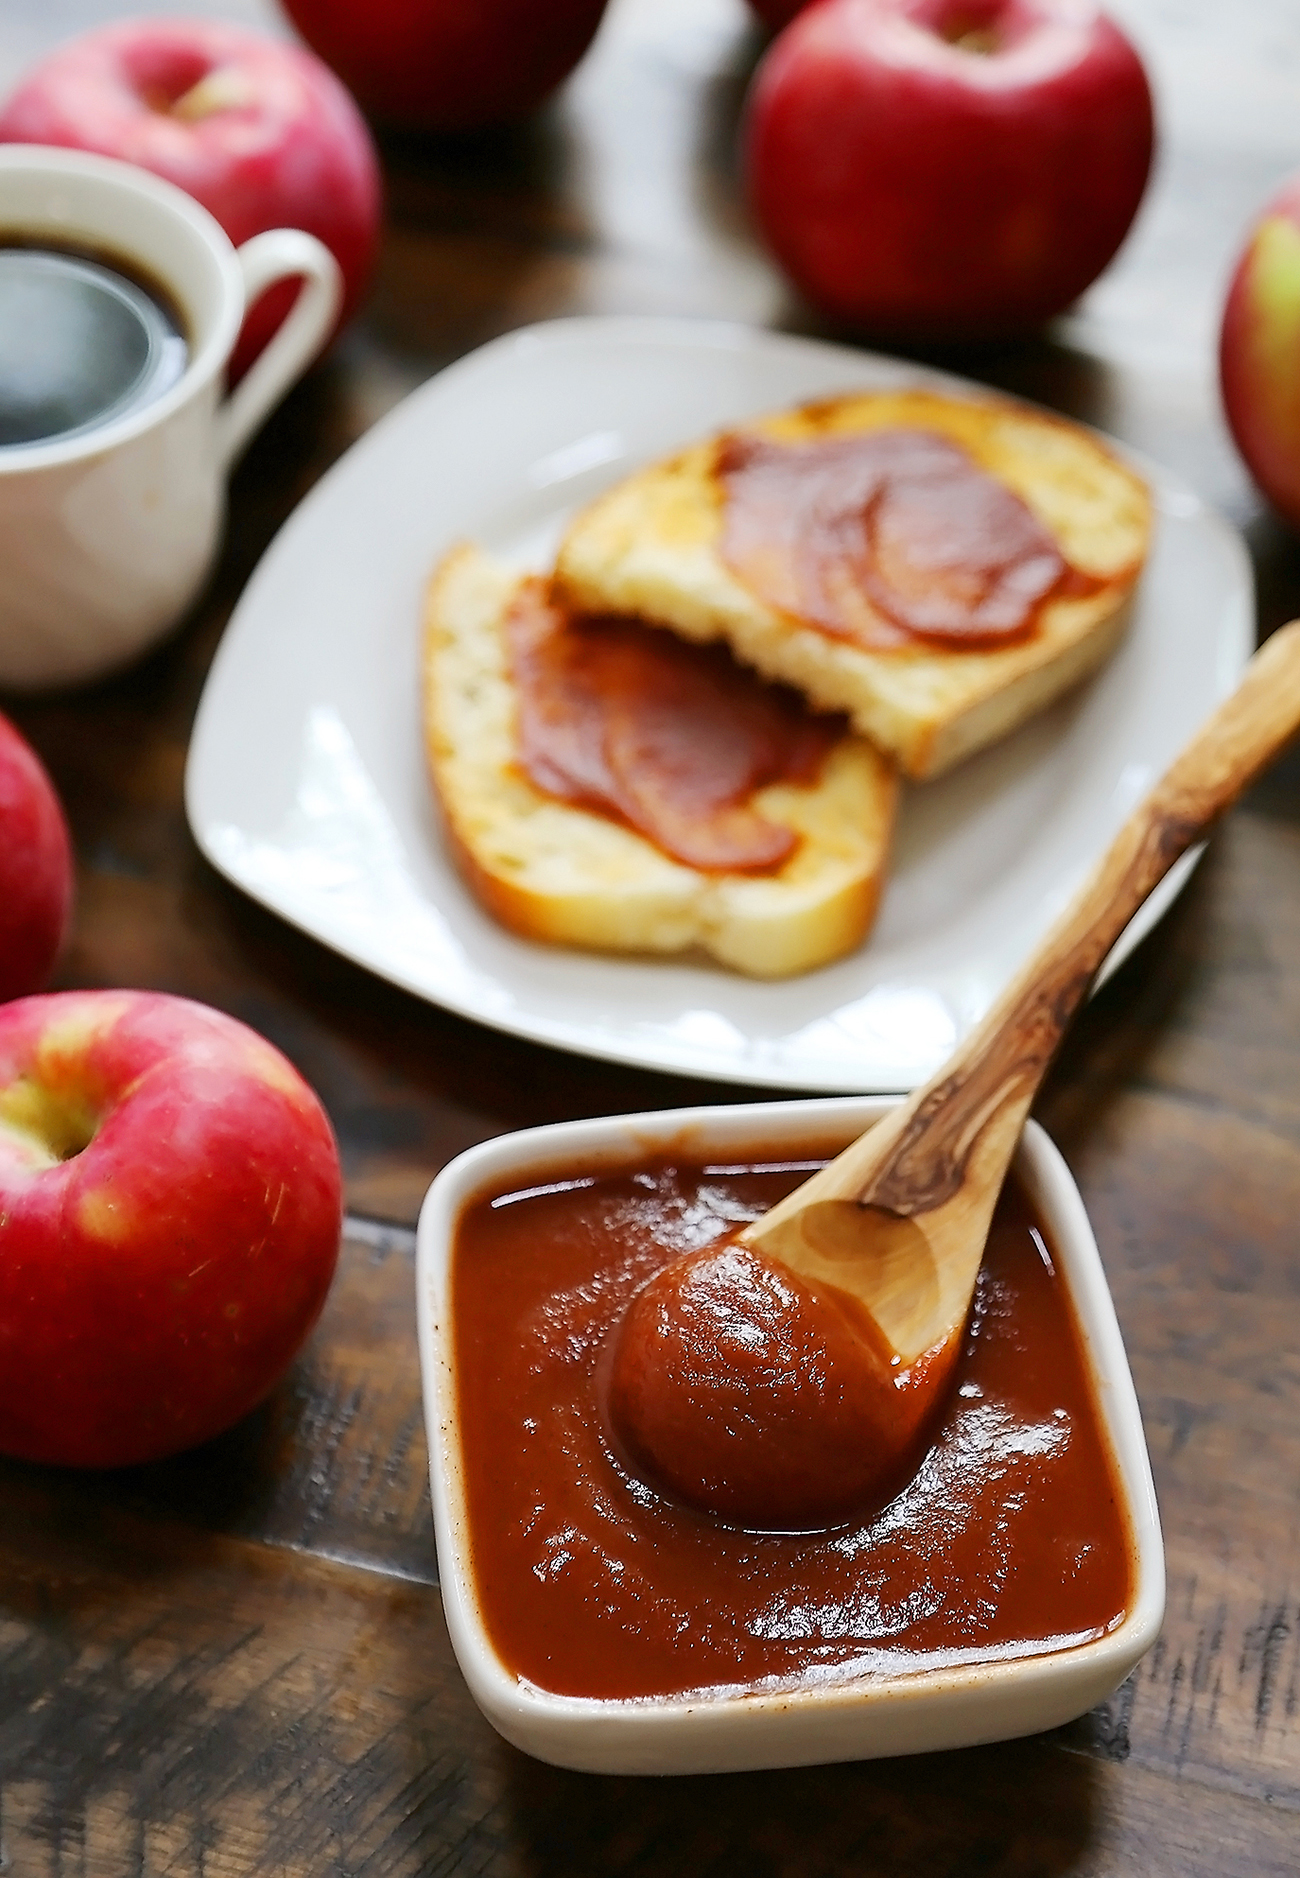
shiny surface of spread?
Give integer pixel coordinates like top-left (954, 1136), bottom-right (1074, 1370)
top-left (506, 578), bottom-right (843, 872)
top-left (717, 428), bottom-right (1077, 650)
top-left (605, 1237), bottom-right (949, 1531)
top-left (453, 1156), bottom-right (1133, 1701)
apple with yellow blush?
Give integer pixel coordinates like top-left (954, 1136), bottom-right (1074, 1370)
top-left (0, 990), bottom-right (342, 1467)
top-left (0, 18), bottom-right (382, 377)
top-left (1220, 177), bottom-right (1300, 529)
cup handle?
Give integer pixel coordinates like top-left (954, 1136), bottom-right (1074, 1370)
top-left (214, 228), bottom-right (343, 471)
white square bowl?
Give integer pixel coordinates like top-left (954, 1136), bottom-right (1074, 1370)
top-left (416, 1096), bottom-right (1164, 1775)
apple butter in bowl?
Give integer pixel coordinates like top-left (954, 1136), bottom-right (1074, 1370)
top-left (416, 1095), bottom-right (1163, 1775)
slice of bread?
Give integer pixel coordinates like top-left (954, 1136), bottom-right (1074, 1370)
top-left (423, 542), bottom-right (898, 978)
top-left (554, 388), bottom-right (1151, 780)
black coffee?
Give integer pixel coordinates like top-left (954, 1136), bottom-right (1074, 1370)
top-left (0, 244), bottom-right (188, 448)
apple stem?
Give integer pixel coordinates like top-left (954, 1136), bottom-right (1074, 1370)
top-left (947, 27), bottom-right (999, 52)
top-left (932, 10), bottom-right (1001, 54)
top-left (156, 66), bottom-right (257, 122)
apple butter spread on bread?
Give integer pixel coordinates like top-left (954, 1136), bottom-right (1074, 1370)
top-left (423, 544), bottom-right (897, 978)
top-left (554, 388), bottom-right (1151, 779)
top-left (505, 574), bottom-right (846, 874)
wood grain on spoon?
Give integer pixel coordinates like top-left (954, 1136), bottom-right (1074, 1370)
top-left (746, 619), bottom-right (1300, 1371)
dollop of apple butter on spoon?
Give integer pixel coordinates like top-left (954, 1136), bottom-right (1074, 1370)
top-left (606, 620), bottom-right (1300, 1532)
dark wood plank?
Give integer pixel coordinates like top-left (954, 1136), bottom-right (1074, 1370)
top-left (5, 1511), bottom-right (1300, 1877)
top-left (1041, 1073), bottom-right (1300, 1806)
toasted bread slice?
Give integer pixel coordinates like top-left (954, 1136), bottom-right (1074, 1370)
top-left (554, 388), bottom-right (1151, 779)
top-left (423, 543), bottom-right (898, 978)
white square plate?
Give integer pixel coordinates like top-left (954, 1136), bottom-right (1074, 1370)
top-left (416, 1096), bottom-right (1164, 1774)
top-left (186, 317), bottom-right (1252, 1091)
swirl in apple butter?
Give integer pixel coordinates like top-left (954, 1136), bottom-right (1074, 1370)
top-left (717, 427), bottom-right (1098, 650)
top-left (505, 577), bottom-right (844, 873)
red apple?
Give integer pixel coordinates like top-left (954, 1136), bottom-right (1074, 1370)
top-left (0, 18), bottom-right (382, 375)
top-left (0, 713), bottom-right (73, 1004)
top-left (1220, 176), bottom-right (1300, 530)
top-left (0, 990), bottom-right (343, 1467)
top-left (745, 0), bottom-right (1155, 336)
top-left (279, 0), bottom-right (611, 133)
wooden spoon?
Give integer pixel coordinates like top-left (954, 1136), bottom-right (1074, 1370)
top-left (745, 618), bottom-right (1300, 1377)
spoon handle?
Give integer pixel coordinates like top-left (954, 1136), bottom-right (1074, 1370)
top-left (789, 618), bottom-right (1300, 1224)
top-left (863, 616), bottom-right (1300, 1213)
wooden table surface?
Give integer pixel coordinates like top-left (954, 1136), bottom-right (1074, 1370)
top-left (3, 1), bottom-right (1300, 1871)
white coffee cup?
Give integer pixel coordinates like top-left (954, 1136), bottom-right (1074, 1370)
top-left (0, 143), bottom-right (343, 689)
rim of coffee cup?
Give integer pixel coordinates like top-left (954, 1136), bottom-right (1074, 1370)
top-left (0, 143), bottom-right (252, 474)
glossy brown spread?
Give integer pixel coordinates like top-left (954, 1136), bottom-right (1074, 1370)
top-left (453, 1155), bottom-right (1133, 1701)
top-left (505, 578), bottom-right (843, 872)
top-left (606, 1240), bottom-right (949, 1531)
top-left (717, 428), bottom-right (1089, 650)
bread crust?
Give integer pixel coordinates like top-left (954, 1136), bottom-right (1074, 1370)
top-left (553, 388), bottom-right (1151, 779)
top-left (423, 543), bottom-right (898, 978)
